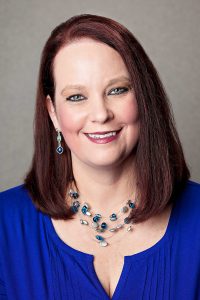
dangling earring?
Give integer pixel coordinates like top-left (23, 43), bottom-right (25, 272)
top-left (56, 129), bottom-right (64, 154)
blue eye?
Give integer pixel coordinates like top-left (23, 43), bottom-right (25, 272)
top-left (66, 86), bottom-right (130, 102)
top-left (66, 94), bottom-right (85, 102)
top-left (109, 87), bottom-right (129, 95)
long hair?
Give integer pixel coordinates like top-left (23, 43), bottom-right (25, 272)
top-left (24, 13), bottom-right (190, 223)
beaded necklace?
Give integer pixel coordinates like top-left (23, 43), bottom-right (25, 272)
top-left (68, 189), bottom-right (138, 247)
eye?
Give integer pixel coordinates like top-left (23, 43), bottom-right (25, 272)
top-left (109, 87), bottom-right (130, 95)
top-left (66, 86), bottom-right (131, 102)
top-left (66, 94), bottom-right (85, 102)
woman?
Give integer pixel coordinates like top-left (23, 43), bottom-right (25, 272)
top-left (0, 13), bottom-right (199, 300)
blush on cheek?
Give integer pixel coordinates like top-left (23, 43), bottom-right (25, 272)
top-left (57, 109), bottom-right (77, 132)
top-left (120, 100), bottom-right (139, 124)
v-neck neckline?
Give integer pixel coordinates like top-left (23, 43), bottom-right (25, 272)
top-left (88, 255), bottom-right (132, 300)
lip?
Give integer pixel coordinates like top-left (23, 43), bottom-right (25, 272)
top-left (84, 129), bottom-right (122, 134)
top-left (84, 128), bottom-right (122, 144)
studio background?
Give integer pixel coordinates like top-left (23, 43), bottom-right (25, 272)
top-left (0, 0), bottom-right (199, 191)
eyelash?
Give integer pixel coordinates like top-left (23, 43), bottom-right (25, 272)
top-left (66, 86), bottom-right (130, 102)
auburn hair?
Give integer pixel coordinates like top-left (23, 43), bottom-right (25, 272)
top-left (24, 13), bottom-right (190, 223)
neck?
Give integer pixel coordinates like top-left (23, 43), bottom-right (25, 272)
top-left (69, 154), bottom-right (138, 215)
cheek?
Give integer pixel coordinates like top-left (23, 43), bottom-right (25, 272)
top-left (56, 106), bottom-right (85, 139)
top-left (119, 98), bottom-right (139, 125)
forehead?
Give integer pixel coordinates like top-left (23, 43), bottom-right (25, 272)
top-left (53, 38), bottom-right (129, 81)
top-left (54, 37), bottom-right (122, 61)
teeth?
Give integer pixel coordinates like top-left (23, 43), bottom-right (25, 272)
top-left (88, 131), bottom-right (117, 139)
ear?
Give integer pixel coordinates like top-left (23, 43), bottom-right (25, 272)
top-left (46, 95), bottom-right (61, 131)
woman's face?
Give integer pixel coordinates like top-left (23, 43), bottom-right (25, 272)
top-left (47, 38), bottom-right (140, 169)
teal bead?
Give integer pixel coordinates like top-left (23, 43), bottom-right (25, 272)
top-left (81, 205), bottom-right (88, 215)
top-left (93, 216), bottom-right (100, 222)
top-left (70, 200), bottom-right (80, 213)
top-left (129, 202), bottom-right (135, 208)
top-left (101, 222), bottom-right (107, 229)
top-left (110, 213), bottom-right (117, 221)
top-left (70, 205), bottom-right (78, 213)
top-left (72, 192), bottom-right (79, 199)
top-left (96, 235), bottom-right (104, 241)
top-left (93, 214), bottom-right (101, 222)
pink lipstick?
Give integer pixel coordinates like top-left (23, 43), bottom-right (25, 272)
top-left (84, 129), bottom-right (122, 144)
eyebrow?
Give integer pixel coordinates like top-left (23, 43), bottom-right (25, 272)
top-left (60, 75), bottom-right (131, 95)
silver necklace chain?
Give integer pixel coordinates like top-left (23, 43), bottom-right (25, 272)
top-left (68, 189), bottom-right (138, 247)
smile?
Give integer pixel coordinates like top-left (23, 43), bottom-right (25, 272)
top-left (87, 131), bottom-right (117, 139)
top-left (84, 129), bottom-right (122, 144)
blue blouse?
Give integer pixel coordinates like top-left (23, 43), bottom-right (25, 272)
top-left (0, 180), bottom-right (200, 300)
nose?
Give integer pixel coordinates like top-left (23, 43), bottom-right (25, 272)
top-left (89, 96), bottom-right (114, 123)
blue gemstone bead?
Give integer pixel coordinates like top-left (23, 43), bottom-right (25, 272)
top-left (96, 235), bottom-right (104, 241)
top-left (56, 146), bottom-right (63, 154)
top-left (110, 213), bottom-right (117, 221)
top-left (70, 205), bottom-right (78, 213)
top-left (81, 206), bottom-right (88, 215)
top-left (93, 215), bottom-right (100, 222)
top-left (72, 201), bottom-right (80, 208)
top-left (72, 192), bottom-right (79, 199)
top-left (129, 202), bottom-right (135, 208)
top-left (101, 222), bottom-right (107, 229)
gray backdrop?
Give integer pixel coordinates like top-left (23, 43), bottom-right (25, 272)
top-left (0, 0), bottom-right (200, 191)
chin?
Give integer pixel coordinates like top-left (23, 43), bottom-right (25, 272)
top-left (86, 156), bottom-right (125, 168)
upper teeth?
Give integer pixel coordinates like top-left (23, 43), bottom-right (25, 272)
top-left (87, 131), bottom-right (117, 139)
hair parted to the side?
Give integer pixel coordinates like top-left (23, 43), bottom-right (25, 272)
top-left (24, 13), bottom-right (190, 223)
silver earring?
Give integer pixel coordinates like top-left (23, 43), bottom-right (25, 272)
top-left (56, 129), bottom-right (64, 154)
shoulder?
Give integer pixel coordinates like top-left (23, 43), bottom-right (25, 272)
top-left (175, 180), bottom-right (200, 230)
top-left (0, 184), bottom-right (33, 208)
top-left (0, 184), bottom-right (28, 201)
top-left (184, 179), bottom-right (200, 192)
top-left (0, 184), bottom-right (39, 225)
top-left (179, 180), bottom-right (200, 204)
